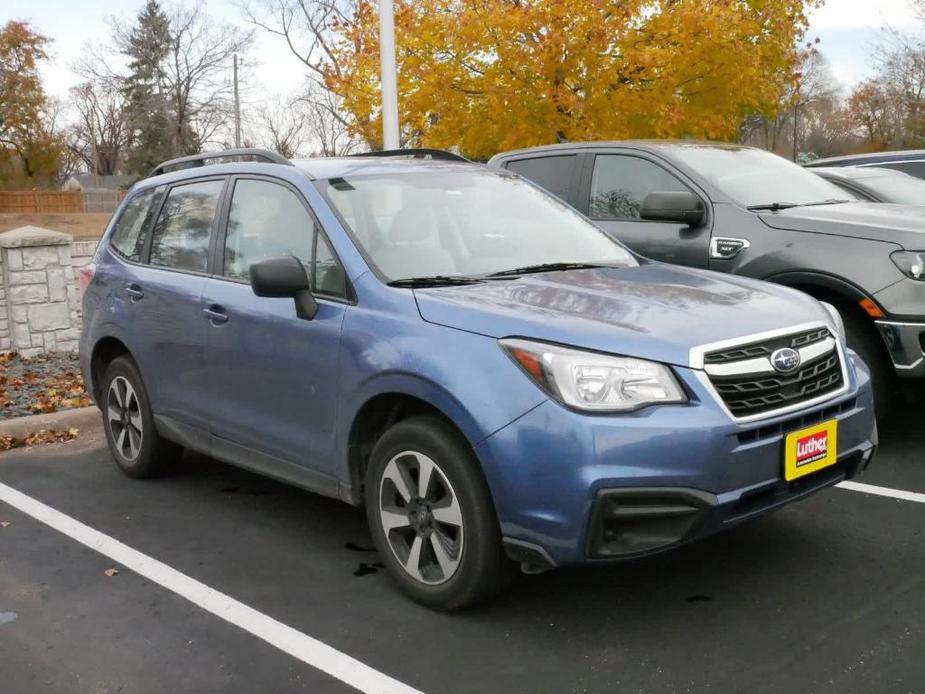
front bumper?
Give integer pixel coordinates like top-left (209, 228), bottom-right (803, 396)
top-left (477, 351), bottom-right (877, 569)
top-left (875, 320), bottom-right (925, 378)
top-left (585, 445), bottom-right (873, 560)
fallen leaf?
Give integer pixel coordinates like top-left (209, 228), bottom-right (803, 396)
top-left (103, 568), bottom-right (119, 577)
top-left (21, 429), bottom-right (79, 446)
top-left (0, 521), bottom-right (10, 528)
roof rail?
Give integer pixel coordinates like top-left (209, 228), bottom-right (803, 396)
top-left (149, 148), bottom-right (293, 177)
top-left (353, 148), bottom-right (470, 162)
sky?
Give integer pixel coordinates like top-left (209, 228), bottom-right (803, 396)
top-left (4, 0), bottom-right (924, 104)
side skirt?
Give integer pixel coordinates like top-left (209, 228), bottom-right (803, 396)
top-left (153, 414), bottom-right (344, 502)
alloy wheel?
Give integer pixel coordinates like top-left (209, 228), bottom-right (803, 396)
top-left (107, 376), bottom-right (143, 461)
top-left (378, 450), bottom-right (464, 585)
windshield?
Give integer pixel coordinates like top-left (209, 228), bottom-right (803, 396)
top-left (667, 145), bottom-right (852, 208)
top-left (317, 169), bottom-right (636, 282)
top-left (859, 170), bottom-right (925, 205)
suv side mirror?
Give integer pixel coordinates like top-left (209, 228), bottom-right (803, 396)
top-left (640, 192), bottom-right (706, 226)
top-left (249, 256), bottom-right (318, 320)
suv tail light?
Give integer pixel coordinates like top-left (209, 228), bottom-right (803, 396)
top-left (78, 263), bottom-right (96, 291)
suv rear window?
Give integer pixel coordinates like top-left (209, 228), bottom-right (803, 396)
top-left (149, 179), bottom-right (224, 273)
top-left (110, 188), bottom-right (157, 262)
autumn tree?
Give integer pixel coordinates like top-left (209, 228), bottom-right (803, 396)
top-left (254, 95), bottom-right (309, 158)
top-left (243, 0), bottom-right (365, 150)
top-left (78, 2), bottom-right (255, 176)
top-left (0, 21), bottom-right (65, 187)
top-left (297, 80), bottom-right (361, 155)
top-left (830, 6), bottom-right (925, 153)
top-left (742, 46), bottom-right (852, 158)
top-left (120, 0), bottom-right (173, 175)
top-left (69, 79), bottom-right (131, 176)
top-left (310, 0), bottom-right (817, 158)
top-left (871, 27), bottom-right (925, 148)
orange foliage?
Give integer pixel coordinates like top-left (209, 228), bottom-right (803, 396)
top-left (325, 0), bottom-right (818, 158)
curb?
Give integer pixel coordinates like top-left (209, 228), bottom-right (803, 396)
top-left (0, 406), bottom-right (101, 439)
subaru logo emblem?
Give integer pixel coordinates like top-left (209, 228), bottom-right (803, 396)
top-left (771, 347), bottom-right (801, 374)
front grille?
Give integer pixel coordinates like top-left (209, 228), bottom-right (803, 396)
top-left (736, 398), bottom-right (857, 444)
top-left (704, 327), bottom-right (830, 365)
top-left (704, 328), bottom-right (843, 418)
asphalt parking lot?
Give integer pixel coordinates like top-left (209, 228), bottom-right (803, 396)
top-left (1, 403), bottom-right (923, 694)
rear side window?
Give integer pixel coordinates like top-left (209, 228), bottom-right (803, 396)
top-left (110, 189), bottom-right (157, 262)
top-left (149, 179), bottom-right (224, 273)
top-left (506, 155), bottom-right (578, 201)
top-left (590, 155), bottom-right (689, 220)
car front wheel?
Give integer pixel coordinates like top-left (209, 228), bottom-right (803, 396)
top-left (841, 311), bottom-right (895, 421)
top-left (365, 416), bottom-right (515, 610)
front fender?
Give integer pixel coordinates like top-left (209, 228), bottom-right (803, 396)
top-left (341, 371), bottom-right (494, 454)
top-left (335, 302), bottom-right (548, 484)
top-left (764, 270), bottom-right (873, 304)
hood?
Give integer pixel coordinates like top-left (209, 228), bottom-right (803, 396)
top-left (758, 202), bottom-right (925, 248)
top-left (414, 264), bottom-right (830, 368)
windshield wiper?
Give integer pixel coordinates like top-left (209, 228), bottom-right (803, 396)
top-left (487, 262), bottom-right (614, 278)
top-left (746, 202), bottom-right (799, 211)
top-left (802, 198), bottom-right (853, 206)
top-left (748, 199), bottom-right (853, 211)
top-left (387, 275), bottom-right (484, 288)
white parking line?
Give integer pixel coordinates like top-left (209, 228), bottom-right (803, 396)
top-left (0, 481), bottom-right (422, 694)
top-left (837, 480), bottom-right (925, 504)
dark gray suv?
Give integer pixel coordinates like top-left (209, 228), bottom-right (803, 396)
top-left (489, 141), bottom-right (925, 415)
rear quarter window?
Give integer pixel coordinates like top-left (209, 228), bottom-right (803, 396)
top-left (109, 188), bottom-right (158, 262)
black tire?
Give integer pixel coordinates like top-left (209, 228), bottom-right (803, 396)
top-left (365, 415), bottom-right (516, 611)
top-left (102, 356), bottom-right (182, 478)
top-left (842, 310), bottom-right (895, 421)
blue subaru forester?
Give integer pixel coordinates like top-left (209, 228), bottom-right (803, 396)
top-left (79, 148), bottom-right (877, 610)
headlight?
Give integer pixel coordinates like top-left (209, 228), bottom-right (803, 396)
top-left (500, 338), bottom-right (687, 412)
top-left (820, 302), bottom-right (847, 345)
top-left (891, 250), bottom-right (925, 280)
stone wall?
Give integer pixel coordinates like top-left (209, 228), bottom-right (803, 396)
top-left (0, 227), bottom-right (95, 357)
top-left (71, 240), bottom-right (98, 270)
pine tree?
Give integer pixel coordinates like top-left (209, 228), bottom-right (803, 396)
top-left (122, 0), bottom-right (172, 176)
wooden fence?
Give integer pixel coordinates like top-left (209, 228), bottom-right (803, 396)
top-left (0, 191), bottom-right (83, 213)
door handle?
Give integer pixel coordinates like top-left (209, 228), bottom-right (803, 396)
top-left (203, 304), bottom-right (229, 324)
top-left (125, 283), bottom-right (144, 300)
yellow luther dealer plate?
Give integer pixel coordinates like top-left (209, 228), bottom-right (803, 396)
top-left (784, 420), bottom-right (838, 482)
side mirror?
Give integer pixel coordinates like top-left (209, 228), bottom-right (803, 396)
top-left (249, 256), bottom-right (318, 320)
top-left (640, 191), bottom-right (706, 226)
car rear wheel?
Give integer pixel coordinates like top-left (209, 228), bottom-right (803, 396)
top-left (102, 356), bottom-right (182, 478)
top-left (365, 416), bottom-right (515, 610)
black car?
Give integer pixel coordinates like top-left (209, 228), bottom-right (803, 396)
top-left (488, 141), bottom-right (925, 416)
top-left (810, 166), bottom-right (925, 204)
top-left (806, 150), bottom-right (925, 180)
